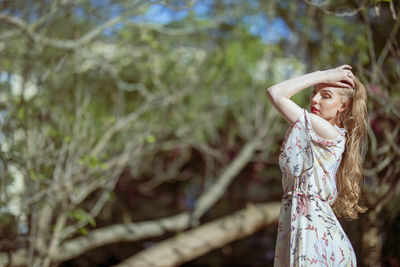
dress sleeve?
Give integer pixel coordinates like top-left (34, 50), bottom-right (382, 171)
top-left (280, 109), bottom-right (314, 177)
top-left (302, 108), bottom-right (345, 147)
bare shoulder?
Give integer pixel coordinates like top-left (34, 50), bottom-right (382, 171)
top-left (308, 113), bottom-right (341, 140)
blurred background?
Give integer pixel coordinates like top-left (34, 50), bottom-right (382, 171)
top-left (0, 0), bottom-right (399, 266)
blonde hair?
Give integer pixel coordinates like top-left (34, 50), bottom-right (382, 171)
top-left (333, 76), bottom-right (368, 220)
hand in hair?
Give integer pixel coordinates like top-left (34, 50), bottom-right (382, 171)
top-left (321, 64), bottom-right (355, 88)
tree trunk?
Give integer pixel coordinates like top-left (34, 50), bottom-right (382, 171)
top-left (361, 210), bottom-right (382, 267)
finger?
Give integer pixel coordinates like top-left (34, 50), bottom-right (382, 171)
top-left (347, 69), bottom-right (354, 76)
top-left (345, 71), bottom-right (355, 86)
top-left (341, 64), bottom-right (352, 70)
top-left (346, 79), bottom-right (356, 88)
top-left (340, 65), bottom-right (352, 71)
top-left (348, 76), bottom-right (356, 87)
top-left (345, 72), bottom-right (356, 86)
top-left (329, 82), bottom-right (351, 88)
top-left (335, 81), bottom-right (352, 88)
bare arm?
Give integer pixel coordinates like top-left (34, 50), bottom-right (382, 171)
top-left (266, 65), bottom-right (355, 140)
top-left (266, 71), bottom-right (324, 125)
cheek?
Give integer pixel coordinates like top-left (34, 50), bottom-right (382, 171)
top-left (322, 99), bottom-right (340, 112)
top-left (325, 99), bottom-right (336, 107)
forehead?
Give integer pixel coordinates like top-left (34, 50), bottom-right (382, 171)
top-left (314, 83), bottom-right (341, 94)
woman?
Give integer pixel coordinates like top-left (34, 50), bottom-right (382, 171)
top-left (266, 65), bottom-right (368, 266)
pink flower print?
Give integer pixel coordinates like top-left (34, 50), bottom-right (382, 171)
top-left (294, 123), bottom-right (302, 131)
top-left (330, 252), bottom-right (335, 263)
top-left (307, 257), bottom-right (318, 264)
top-left (319, 140), bottom-right (334, 146)
top-left (322, 232), bottom-right (329, 246)
top-left (278, 221), bottom-right (283, 233)
top-left (339, 247), bottom-right (345, 264)
top-left (322, 254), bottom-right (328, 267)
top-left (305, 224), bottom-right (315, 230)
top-left (295, 194), bottom-right (311, 217)
top-left (295, 136), bottom-right (302, 149)
top-left (319, 245), bottom-right (329, 267)
top-left (313, 243), bottom-right (329, 267)
top-left (305, 224), bottom-right (319, 239)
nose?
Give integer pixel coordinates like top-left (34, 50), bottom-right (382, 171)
top-left (311, 93), bottom-right (320, 105)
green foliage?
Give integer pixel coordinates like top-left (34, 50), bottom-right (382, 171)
top-left (1, 1), bottom-right (399, 265)
top-left (67, 209), bottom-right (96, 227)
top-left (144, 134), bottom-right (156, 143)
top-left (78, 155), bottom-right (108, 170)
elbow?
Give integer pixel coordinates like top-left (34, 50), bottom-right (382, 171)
top-left (266, 86), bottom-right (278, 102)
top-left (266, 86), bottom-right (274, 95)
top-left (266, 86), bottom-right (290, 102)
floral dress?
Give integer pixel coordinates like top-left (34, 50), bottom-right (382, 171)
top-left (273, 108), bottom-right (357, 267)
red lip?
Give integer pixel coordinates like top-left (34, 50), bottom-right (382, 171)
top-left (311, 106), bottom-right (319, 113)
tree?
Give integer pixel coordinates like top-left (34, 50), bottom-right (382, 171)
top-left (0, 0), bottom-right (399, 266)
top-left (0, 1), bottom-right (283, 266)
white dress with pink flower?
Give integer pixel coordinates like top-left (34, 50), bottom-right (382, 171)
top-left (273, 108), bottom-right (357, 266)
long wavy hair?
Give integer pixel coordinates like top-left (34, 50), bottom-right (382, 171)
top-left (332, 76), bottom-right (368, 220)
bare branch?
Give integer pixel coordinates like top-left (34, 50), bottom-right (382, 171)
top-left (0, 4), bottom-right (148, 49)
top-left (59, 190), bottom-right (113, 241)
top-left (47, 130), bottom-right (273, 262)
top-left (53, 211), bottom-right (192, 262)
top-left (303, 0), bottom-right (364, 16)
top-left (375, 8), bottom-right (400, 75)
top-left (368, 172), bottom-right (400, 214)
top-left (114, 202), bottom-right (281, 267)
top-left (154, 0), bottom-right (198, 11)
top-left (90, 88), bottom-right (192, 156)
top-left (189, 139), bottom-right (261, 225)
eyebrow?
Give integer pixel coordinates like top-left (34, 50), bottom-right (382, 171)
top-left (320, 89), bottom-right (333, 94)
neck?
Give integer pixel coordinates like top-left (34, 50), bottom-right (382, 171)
top-left (328, 117), bottom-right (339, 127)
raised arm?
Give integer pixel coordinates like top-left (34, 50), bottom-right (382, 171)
top-left (266, 71), bottom-right (324, 125)
top-left (266, 65), bottom-right (355, 140)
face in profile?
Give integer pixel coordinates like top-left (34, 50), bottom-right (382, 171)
top-left (310, 83), bottom-right (348, 125)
